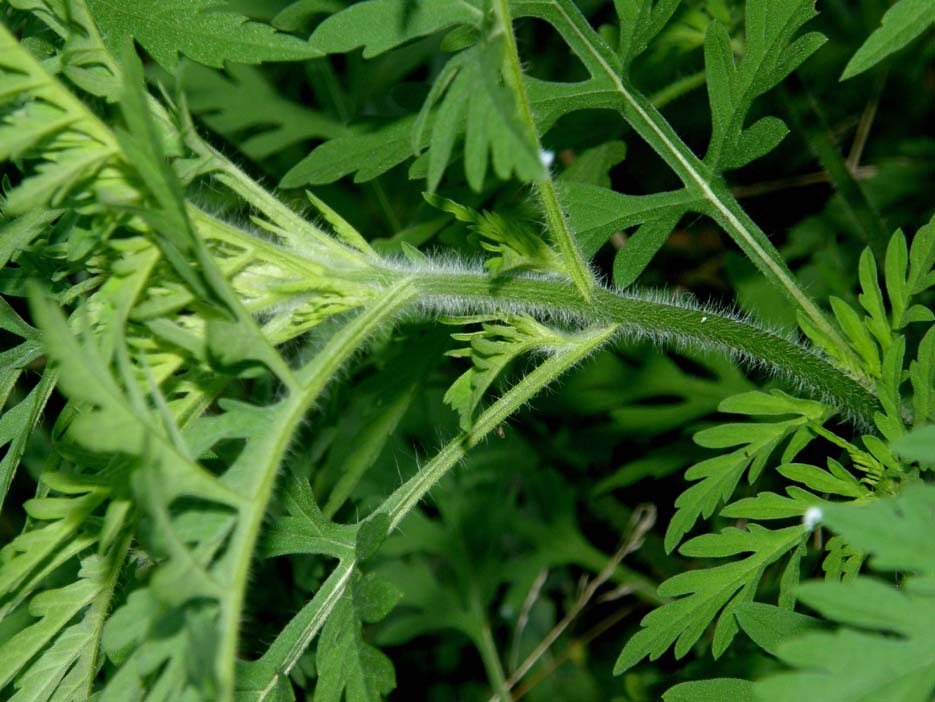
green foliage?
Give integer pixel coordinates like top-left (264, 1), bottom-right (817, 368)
top-left (615, 523), bottom-right (807, 673)
top-left (702, 0), bottom-right (826, 172)
top-left (841, 0), bottom-right (935, 80)
top-left (87, 0), bottom-right (320, 70)
top-left (0, 0), bottom-right (932, 700)
top-left (443, 315), bottom-right (567, 429)
top-left (664, 390), bottom-right (828, 552)
top-left (754, 485), bottom-right (935, 701)
top-left (181, 63), bottom-right (347, 161)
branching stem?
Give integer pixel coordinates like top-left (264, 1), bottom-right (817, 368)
top-left (492, 0), bottom-right (595, 301)
top-left (241, 324), bottom-right (617, 700)
top-left (217, 281), bottom-right (416, 700)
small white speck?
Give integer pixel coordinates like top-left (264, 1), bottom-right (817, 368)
top-left (701, 316), bottom-right (708, 323)
top-left (803, 506), bottom-right (823, 531)
top-left (539, 149), bottom-right (555, 168)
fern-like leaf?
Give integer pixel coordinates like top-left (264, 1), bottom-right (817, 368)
top-left (443, 316), bottom-right (567, 430)
top-left (665, 390), bottom-right (829, 552)
top-left (615, 523), bottom-right (807, 673)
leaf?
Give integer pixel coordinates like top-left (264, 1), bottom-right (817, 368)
top-left (0, 372), bottom-right (55, 512)
top-left (612, 211), bottom-right (684, 289)
top-left (425, 193), bottom-right (562, 275)
top-left (910, 327), bottom-right (935, 425)
top-left (841, 0), bottom-right (935, 80)
top-left (720, 487), bottom-right (819, 521)
top-left (0, 474), bottom-right (107, 615)
top-left (317, 336), bottom-right (445, 518)
top-left (314, 576), bottom-right (398, 702)
top-left (285, 0), bottom-right (500, 190)
top-left (280, 116), bottom-right (419, 186)
top-left (414, 41), bottom-right (544, 191)
top-left (0, 24), bottom-right (119, 216)
top-left (615, 0), bottom-right (682, 68)
top-left (181, 63), bottom-right (347, 161)
top-left (562, 183), bottom-right (702, 259)
top-left (30, 296), bottom-right (145, 455)
top-left (260, 475), bottom-right (357, 560)
top-left (614, 524), bottom-right (805, 674)
top-left (0, 576), bottom-right (101, 691)
top-left (857, 247), bottom-right (890, 350)
top-left (308, 0), bottom-right (484, 58)
top-left (885, 230), bottom-right (910, 327)
top-left (891, 425), bottom-right (935, 465)
top-left (443, 317), bottom-right (565, 430)
top-left (734, 602), bottom-right (821, 656)
top-left (754, 485), bottom-right (935, 702)
top-left (663, 678), bottom-right (755, 702)
top-left (273, 0), bottom-right (344, 31)
top-left (558, 140), bottom-right (627, 189)
top-left (116, 45), bottom-right (295, 382)
top-left (580, 348), bottom-right (755, 437)
top-left (829, 296), bottom-right (880, 377)
top-left (703, 0), bottom-right (826, 171)
top-left (664, 391), bottom-right (826, 552)
top-left (821, 535), bottom-right (863, 582)
top-left (906, 215), bottom-right (935, 296)
top-left (775, 461), bottom-right (866, 498)
top-left (0, 475), bottom-right (130, 702)
top-left (87, 0), bottom-right (320, 71)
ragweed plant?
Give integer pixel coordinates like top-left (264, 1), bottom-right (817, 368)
top-left (0, 0), bottom-right (932, 701)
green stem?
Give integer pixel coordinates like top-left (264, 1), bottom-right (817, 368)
top-left (380, 266), bottom-right (878, 426)
top-left (199, 203), bottom-right (878, 426)
top-left (382, 324), bottom-right (617, 527)
top-left (240, 324), bottom-right (616, 700)
top-left (185, 135), bottom-right (367, 268)
top-left (216, 281), bottom-right (416, 701)
top-left (492, 0), bottom-right (595, 301)
top-left (81, 531), bottom-right (134, 698)
top-left (522, 0), bottom-right (865, 377)
top-left (649, 69), bottom-right (707, 109)
top-left (781, 83), bottom-right (889, 260)
top-left (475, 610), bottom-right (511, 702)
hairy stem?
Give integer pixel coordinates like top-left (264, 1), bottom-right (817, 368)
top-left (492, 0), bottom-right (595, 301)
top-left (196, 200), bottom-right (878, 426)
top-left (375, 265), bottom-right (877, 426)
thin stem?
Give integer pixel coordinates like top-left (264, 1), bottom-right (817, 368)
top-left (185, 134), bottom-right (368, 268)
top-left (80, 530), bottom-right (134, 698)
top-left (492, 0), bottom-right (595, 301)
top-left (731, 165), bottom-right (878, 199)
top-left (649, 69), bottom-right (706, 109)
top-left (847, 73), bottom-right (885, 172)
top-left (476, 612), bottom-right (511, 702)
top-left (198, 206), bottom-right (879, 425)
top-left (488, 506), bottom-right (656, 702)
top-left (781, 83), bottom-right (888, 260)
top-left (380, 324), bottom-right (618, 527)
top-left (509, 569), bottom-right (548, 671)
